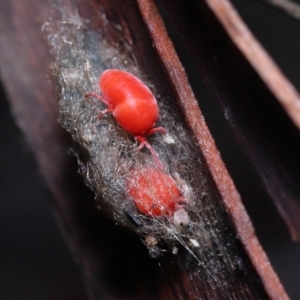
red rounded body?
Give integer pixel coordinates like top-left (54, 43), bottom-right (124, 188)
top-left (100, 69), bottom-right (159, 136)
top-left (127, 168), bottom-right (182, 217)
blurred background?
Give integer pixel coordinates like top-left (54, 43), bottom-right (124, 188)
top-left (0, 0), bottom-right (300, 299)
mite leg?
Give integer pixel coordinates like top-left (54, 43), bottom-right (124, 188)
top-left (84, 92), bottom-right (109, 106)
top-left (136, 136), bottom-right (163, 169)
top-left (98, 108), bottom-right (113, 119)
top-left (85, 92), bottom-right (113, 119)
top-left (146, 127), bottom-right (167, 135)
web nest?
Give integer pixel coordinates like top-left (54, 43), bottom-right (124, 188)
top-left (43, 12), bottom-right (235, 272)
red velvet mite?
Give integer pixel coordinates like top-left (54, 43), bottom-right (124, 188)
top-left (85, 69), bottom-right (166, 168)
top-left (127, 167), bottom-right (184, 217)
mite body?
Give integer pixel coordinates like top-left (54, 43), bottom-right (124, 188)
top-left (127, 167), bottom-right (184, 217)
top-left (85, 69), bottom-right (165, 167)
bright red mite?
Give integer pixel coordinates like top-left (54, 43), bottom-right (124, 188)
top-left (127, 167), bottom-right (183, 217)
top-left (85, 69), bottom-right (166, 168)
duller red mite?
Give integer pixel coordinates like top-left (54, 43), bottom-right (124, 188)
top-left (85, 69), bottom-right (166, 168)
top-left (127, 167), bottom-right (184, 217)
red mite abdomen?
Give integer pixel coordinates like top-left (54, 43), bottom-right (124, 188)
top-left (127, 168), bottom-right (182, 217)
top-left (99, 69), bottom-right (159, 135)
top-left (113, 98), bottom-right (158, 135)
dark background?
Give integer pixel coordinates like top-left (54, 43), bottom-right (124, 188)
top-left (228, 1), bottom-right (300, 298)
top-left (0, 1), bottom-right (300, 299)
